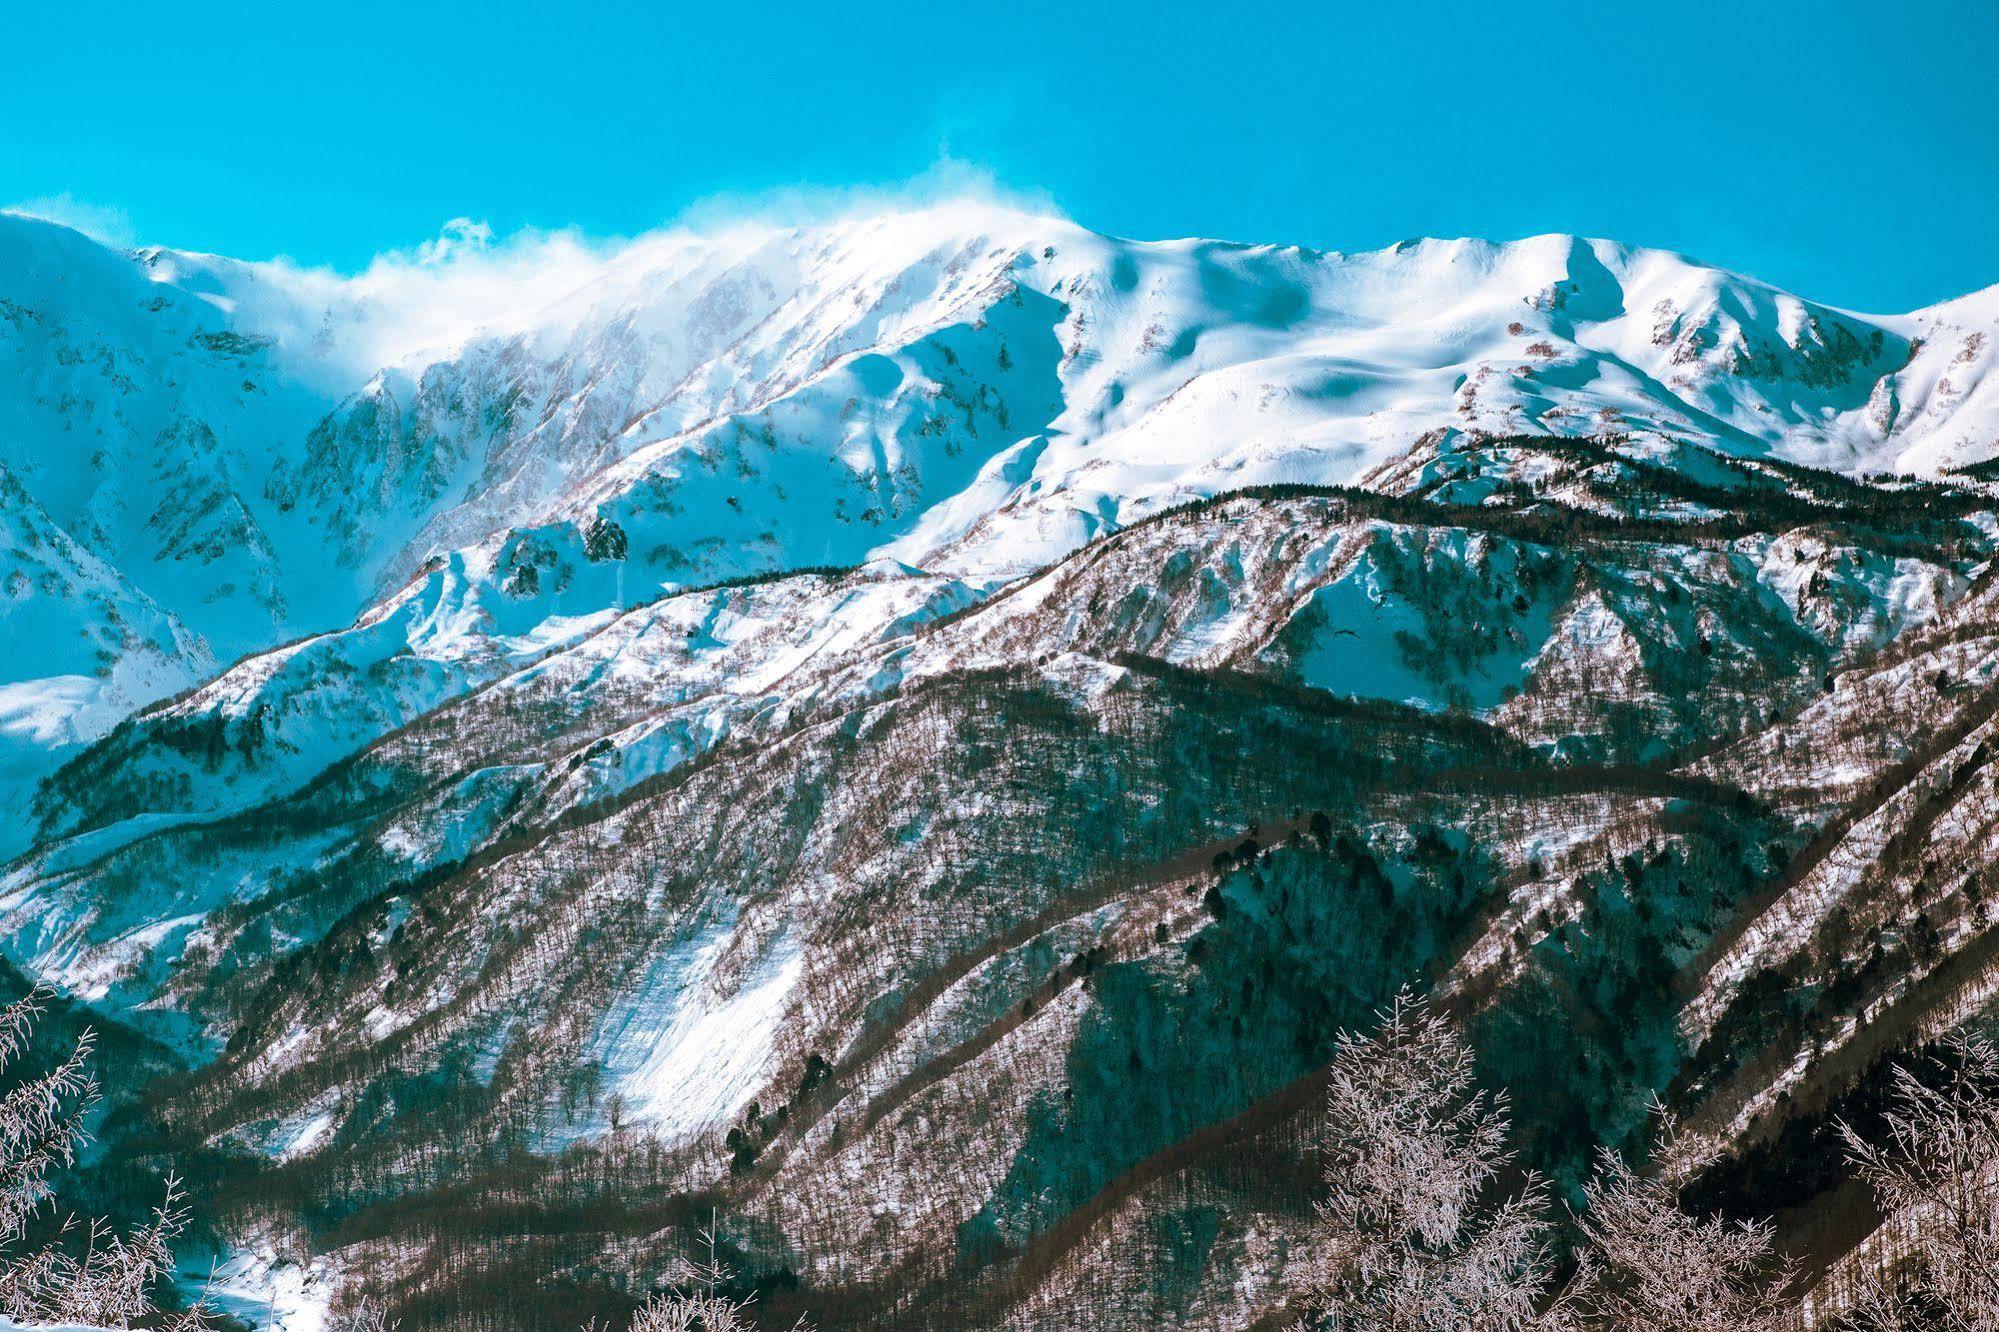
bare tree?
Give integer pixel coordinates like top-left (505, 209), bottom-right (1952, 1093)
top-left (621, 1287), bottom-right (761, 1332)
top-left (584, 1220), bottom-right (813, 1332)
top-left (1292, 995), bottom-right (1811, 1332)
top-left (1836, 1030), bottom-right (1999, 1331)
top-left (330, 1299), bottom-right (401, 1331)
top-left (0, 985), bottom-right (189, 1327)
top-left (1570, 1143), bottom-right (1795, 1331)
top-left (0, 989), bottom-right (97, 1250)
top-left (1292, 989), bottom-right (1569, 1331)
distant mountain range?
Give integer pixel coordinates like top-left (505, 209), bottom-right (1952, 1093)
top-left (2, 205), bottom-right (1997, 1327)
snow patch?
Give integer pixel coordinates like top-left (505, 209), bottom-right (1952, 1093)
top-left (592, 927), bottom-right (804, 1140)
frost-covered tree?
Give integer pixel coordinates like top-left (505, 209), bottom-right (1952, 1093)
top-left (1836, 1030), bottom-right (1999, 1331)
top-left (1289, 994), bottom-right (1811, 1332)
top-left (1292, 990), bottom-right (1567, 1331)
top-left (0, 985), bottom-right (188, 1327)
top-left (0, 991), bottom-right (95, 1249)
top-left (1570, 1145), bottom-right (1795, 1331)
top-left (583, 1223), bottom-right (813, 1332)
top-left (619, 1288), bottom-right (762, 1332)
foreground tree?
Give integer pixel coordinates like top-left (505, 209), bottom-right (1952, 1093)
top-left (1836, 1030), bottom-right (1999, 1331)
top-left (1292, 991), bottom-right (1815, 1331)
top-left (0, 986), bottom-right (189, 1327)
top-left (1291, 990), bottom-right (1567, 1331)
top-left (620, 1288), bottom-right (763, 1332)
top-left (584, 1222), bottom-right (812, 1332)
top-left (1570, 1142), bottom-right (1795, 1331)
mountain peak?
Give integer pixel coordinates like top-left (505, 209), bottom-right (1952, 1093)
top-left (0, 204), bottom-right (1994, 795)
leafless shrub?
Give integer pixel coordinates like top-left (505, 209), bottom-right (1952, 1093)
top-left (1835, 1030), bottom-right (1999, 1330)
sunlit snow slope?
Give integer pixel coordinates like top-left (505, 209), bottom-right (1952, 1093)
top-left (6, 202), bottom-right (1999, 1328)
top-left (2, 204), bottom-right (1993, 806)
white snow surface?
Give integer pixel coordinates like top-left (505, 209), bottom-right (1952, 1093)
top-left (4, 204), bottom-right (1995, 791)
top-left (588, 922), bottom-right (806, 1140)
top-left (185, 1236), bottom-right (340, 1332)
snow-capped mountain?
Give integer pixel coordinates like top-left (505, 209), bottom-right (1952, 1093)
top-left (3, 205), bottom-right (1993, 789)
top-left (4, 203), bottom-right (1999, 1328)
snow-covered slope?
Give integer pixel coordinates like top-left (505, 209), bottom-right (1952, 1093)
top-left (5, 204), bottom-right (1999, 1328)
top-left (2, 206), bottom-right (1993, 792)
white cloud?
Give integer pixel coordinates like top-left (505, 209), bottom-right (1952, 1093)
top-left (1, 192), bottom-right (137, 247)
top-left (664, 157), bottom-right (1061, 234)
top-left (196, 160), bottom-right (1067, 389)
top-left (412, 216), bottom-right (493, 266)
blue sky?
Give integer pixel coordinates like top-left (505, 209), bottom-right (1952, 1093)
top-left (3, 0), bottom-right (1995, 310)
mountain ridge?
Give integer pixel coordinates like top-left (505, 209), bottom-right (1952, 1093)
top-left (6, 205), bottom-right (1999, 1326)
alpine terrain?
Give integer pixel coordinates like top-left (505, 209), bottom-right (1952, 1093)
top-left (3, 201), bottom-right (1999, 1328)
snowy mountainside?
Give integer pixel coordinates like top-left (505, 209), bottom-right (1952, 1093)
top-left (3, 205), bottom-right (1999, 1326)
top-left (12, 444), bottom-right (1999, 1328)
top-left (1882, 283), bottom-right (1999, 473)
top-left (3, 205), bottom-right (1994, 783)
